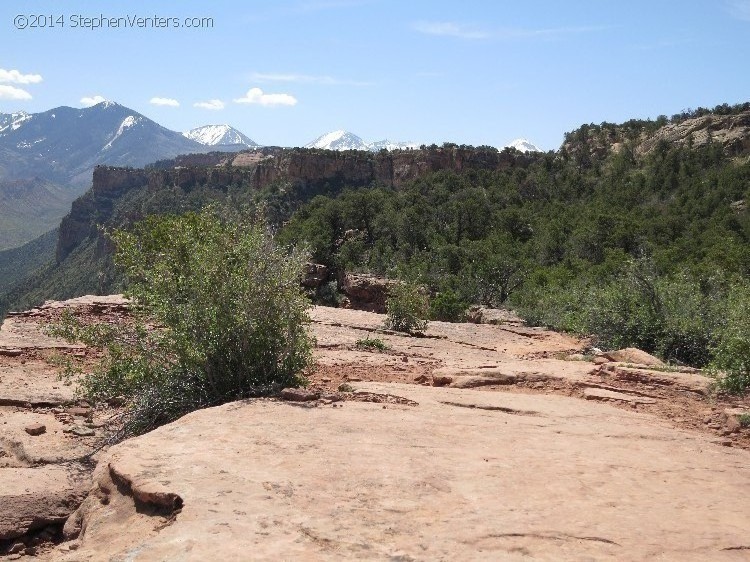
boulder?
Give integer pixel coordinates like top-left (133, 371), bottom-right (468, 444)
top-left (0, 466), bottom-right (89, 541)
top-left (465, 305), bottom-right (524, 325)
top-left (279, 388), bottom-right (320, 402)
top-left (301, 263), bottom-right (330, 289)
top-left (603, 347), bottom-right (665, 367)
top-left (339, 273), bottom-right (399, 313)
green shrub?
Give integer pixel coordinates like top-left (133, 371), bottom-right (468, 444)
top-left (429, 290), bottom-right (468, 322)
top-left (355, 337), bottom-right (389, 351)
top-left (711, 284), bottom-right (750, 394)
top-left (52, 207), bottom-right (313, 438)
top-left (513, 260), bottom-right (731, 367)
top-left (385, 282), bottom-right (428, 334)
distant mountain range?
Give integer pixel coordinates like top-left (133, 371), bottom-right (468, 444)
top-left (303, 129), bottom-right (541, 153)
top-left (0, 102), bottom-right (255, 250)
top-left (304, 130), bottom-right (419, 152)
top-left (0, 100), bottom-right (540, 250)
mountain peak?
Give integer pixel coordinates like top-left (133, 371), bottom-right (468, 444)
top-left (304, 130), bottom-right (417, 152)
top-left (305, 130), bottom-right (369, 151)
top-left (184, 124), bottom-right (257, 147)
top-left (506, 138), bottom-right (541, 153)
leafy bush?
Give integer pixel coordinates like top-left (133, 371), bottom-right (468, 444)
top-left (513, 260), bottom-right (732, 367)
top-left (355, 337), bottom-right (389, 351)
top-left (710, 283), bottom-right (750, 394)
top-left (385, 282), bottom-right (428, 334)
top-left (52, 208), bottom-right (313, 438)
top-left (429, 290), bottom-right (468, 322)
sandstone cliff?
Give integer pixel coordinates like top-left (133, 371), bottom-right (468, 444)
top-left (56, 146), bottom-right (532, 263)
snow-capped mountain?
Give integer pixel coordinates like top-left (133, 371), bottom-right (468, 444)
top-left (305, 130), bottom-right (370, 151)
top-left (183, 124), bottom-right (257, 148)
top-left (0, 101), bottom-right (213, 187)
top-left (0, 101), bottom-right (221, 249)
top-left (505, 138), bottom-right (542, 153)
top-left (304, 130), bottom-right (418, 152)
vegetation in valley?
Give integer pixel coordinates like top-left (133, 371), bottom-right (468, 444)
top-left (278, 121), bottom-right (750, 390)
top-left (5, 103), bottom-right (750, 393)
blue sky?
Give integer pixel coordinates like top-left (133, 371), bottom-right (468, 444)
top-left (1, 0), bottom-right (749, 150)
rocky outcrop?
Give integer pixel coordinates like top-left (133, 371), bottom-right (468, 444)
top-left (602, 347), bottom-right (664, 367)
top-left (243, 145), bottom-right (527, 193)
top-left (637, 111), bottom-right (750, 156)
top-left (301, 263), bottom-right (330, 289)
top-left (338, 272), bottom-right (399, 313)
top-left (1, 467), bottom-right (90, 543)
top-left (56, 167), bottom-right (149, 262)
top-left (563, 109), bottom-right (750, 161)
top-left (0, 296), bottom-right (128, 553)
top-left (3, 296), bottom-right (750, 560)
top-left (53, 146), bottom-right (533, 269)
top-left (465, 305), bottom-right (525, 326)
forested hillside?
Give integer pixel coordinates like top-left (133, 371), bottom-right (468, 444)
top-left (279, 111), bottom-right (750, 371)
top-left (2, 104), bottom-right (749, 380)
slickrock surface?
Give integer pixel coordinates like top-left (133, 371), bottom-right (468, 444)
top-left (0, 296), bottom-right (127, 552)
top-left (54, 382), bottom-right (750, 561)
top-left (1, 295), bottom-right (749, 560)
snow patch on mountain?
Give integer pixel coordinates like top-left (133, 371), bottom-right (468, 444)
top-left (183, 124), bottom-right (257, 147)
top-left (369, 139), bottom-right (419, 151)
top-left (103, 115), bottom-right (142, 150)
top-left (0, 112), bottom-right (32, 135)
top-left (17, 137), bottom-right (45, 149)
top-left (505, 138), bottom-right (542, 153)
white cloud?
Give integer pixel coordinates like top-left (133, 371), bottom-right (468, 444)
top-left (150, 97), bottom-right (180, 107)
top-left (250, 72), bottom-right (372, 86)
top-left (234, 87), bottom-right (297, 107)
top-left (0, 68), bottom-right (43, 84)
top-left (80, 95), bottom-right (107, 107)
top-left (0, 84), bottom-right (32, 100)
top-left (414, 21), bottom-right (611, 41)
top-left (413, 21), bottom-right (489, 40)
top-left (728, 0), bottom-right (750, 20)
top-left (194, 99), bottom-right (225, 110)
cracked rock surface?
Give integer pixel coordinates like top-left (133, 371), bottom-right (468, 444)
top-left (2, 296), bottom-right (749, 560)
top-left (51, 382), bottom-right (750, 561)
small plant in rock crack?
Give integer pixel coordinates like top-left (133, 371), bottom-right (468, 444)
top-left (355, 337), bottom-right (389, 352)
top-left (739, 414), bottom-right (750, 428)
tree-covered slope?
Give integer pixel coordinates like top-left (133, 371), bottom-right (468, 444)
top-left (2, 103), bottom-right (749, 374)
